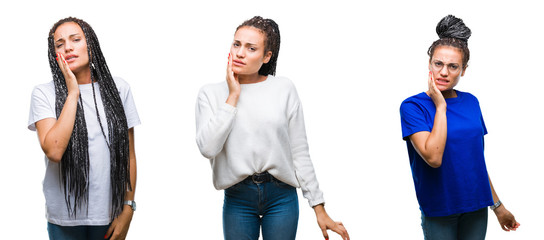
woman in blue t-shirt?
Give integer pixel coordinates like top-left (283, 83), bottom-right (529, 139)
top-left (400, 15), bottom-right (520, 239)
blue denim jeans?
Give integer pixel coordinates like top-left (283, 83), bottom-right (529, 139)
top-left (47, 222), bottom-right (111, 240)
top-left (223, 175), bottom-right (299, 240)
top-left (421, 207), bottom-right (488, 240)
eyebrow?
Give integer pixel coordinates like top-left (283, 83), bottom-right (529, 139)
top-left (55, 33), bottom-right (82, 43)
top-left (233, 40), bottom-right (259, 46)
top-left (432, 60), bottom-right (459, 65)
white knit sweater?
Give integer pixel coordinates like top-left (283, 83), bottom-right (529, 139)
top-left (195, 75), bottom-right (324, 207)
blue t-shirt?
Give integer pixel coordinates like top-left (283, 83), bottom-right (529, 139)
top-left (400, 91), bottom-right (493, 217)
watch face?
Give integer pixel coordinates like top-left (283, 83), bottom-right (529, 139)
top-left (125, 201), bottom-right (136, 211)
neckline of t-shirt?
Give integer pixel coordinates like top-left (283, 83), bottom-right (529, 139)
top-left (78, 81), bottom-right (99, 91)
top-left (240, 75), bottom-right (273, 88)
top-left (420, 90), bottom-right (463, 103)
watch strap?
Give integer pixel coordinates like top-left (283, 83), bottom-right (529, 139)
top-left (490, 200), bottom-right (501, 210)
top-left (124, 200), bottom-right (136, 211)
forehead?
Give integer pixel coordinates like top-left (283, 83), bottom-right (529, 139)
top-left (234, 26), bottom-right (266, 45)
top-left (432, 46), bottom-right (463, 63)
top-left (54, 22), bottom-right (84, 40)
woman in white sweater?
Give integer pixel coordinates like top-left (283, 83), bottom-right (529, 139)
top-left (195, 16), bottom-right (349, 240)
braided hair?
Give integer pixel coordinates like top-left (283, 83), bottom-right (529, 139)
top-left (47, 17), bottom-right (130, 220)
top-left (428, 15), bottom-right (472, 68)
top-left (236, 16), bottom-right (281, 76)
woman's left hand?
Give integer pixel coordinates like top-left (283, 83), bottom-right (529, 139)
top-left (105, 206), bottom-right (134, 240)
top-left (314, 204), bottom-right (350, 240)
top-left (494, 205), bottom-right (520, 231)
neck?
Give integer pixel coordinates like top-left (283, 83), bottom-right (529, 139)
top-left (441, 89), bottom-right (457, 99)
top-left (237, 72), bottom-right (267, 84)
top-left (75, 67), bottom-right (92, 85)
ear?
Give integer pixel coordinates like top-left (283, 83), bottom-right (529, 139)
top-left (263, 51), bottom-right (272, 64)
top-left (461, 65), bottom-right (468, 77)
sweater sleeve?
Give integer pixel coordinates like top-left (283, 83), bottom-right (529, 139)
top-left (289, 99), bottom-right (325, 207)
top-left (195, 87), bottom-right (237, 159)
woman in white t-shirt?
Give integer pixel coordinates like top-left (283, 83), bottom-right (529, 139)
top-left (196, 16), bottom-right (349, 240)
top-left (28, 17), bottom-right (140, 240)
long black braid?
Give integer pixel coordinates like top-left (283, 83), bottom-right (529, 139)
top-left (47, 17), bottom-right (131, 220)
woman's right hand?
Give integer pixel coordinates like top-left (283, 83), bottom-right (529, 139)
top-left (56, 52), bottom-right (79, 95)
top-left (34, 53), bottom-right (81, 162)
top-left (426, 71), bottom-right (446, 110)
top-left (225, 53), bottom-right (240, 106)
top-left (409, 71), bottom-right (448, 168)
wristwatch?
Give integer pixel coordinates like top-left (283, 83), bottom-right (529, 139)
top-left (124, 200), bottom-right (136, 211)
top-left (490, 200), bottom-right (501, 210)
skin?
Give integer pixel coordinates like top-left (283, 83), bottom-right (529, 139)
top-left (226, 26), bottom-right (349, 240)
top-left (226, 26), bottom-right (272, 107)
top-left (34, 22), bottom-right (136, 240)
top-left (409, 45), bottom-right (520, 232)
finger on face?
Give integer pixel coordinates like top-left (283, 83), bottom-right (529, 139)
top-left (56, 53), bottom-right (62, 67)
top-left (227, 53), bottom-right (233, 73)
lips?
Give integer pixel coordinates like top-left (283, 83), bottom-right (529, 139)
top-left (65, 54), bottom-right (78, 62)
top-left (232, 59), bottom-right (245, 66)
top-left (435, 78), bottom-right (449, 86)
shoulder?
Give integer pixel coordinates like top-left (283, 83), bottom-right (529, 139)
top-left (267, 75), bottom-right (299, 99)
top-left (400, 92), bottom-right (434, 119)
top-left (401, 92), bottom-right (429, 108)
top-left (269, 75), bottom-right (295, 88)
top-left (112, 76), bottom-right (131, 91)
top-left (456, 90), bottom-right (480, 104)
top-left (457, 90), bottom-right (478, 99)
top-left (197, 81), bottom-right (228, 103)
top-left (199, 81), bottom-right (227, 94)
top-left (32, 81), bottom-right (55, 97)
top-left (33, 81), bottom-right (55, 92)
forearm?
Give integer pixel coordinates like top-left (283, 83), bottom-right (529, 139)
top-left (488, 175), bottom-right (499, 203)
top-left (313, 204), bottom-right (326, 216)
top-left (39, 92), bottom-right (80, 162)
top-left (410, 107), bottom-right (447, 168)
top-left (125, 128), bottom-right (137, 202)
top-left (424, 108), bottom-right (447, 164)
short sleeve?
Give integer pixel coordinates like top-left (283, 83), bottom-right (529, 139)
top-left (28, 85), bottom-right (56, 131)
top-left (400, 100), bottom-right (431, 140)
top-left (115, 77), bottom-right (140, 129)
top-left (474, 96), bottom-right (488, 136)
top-left (122, 86), bottom-right (140, 129)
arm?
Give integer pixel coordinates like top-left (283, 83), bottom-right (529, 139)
top-left (286, 87), bottom-right (347, 239)
top-left (314, 204), bottom-right (350, 240)
top-left (488, 175), bottom-right (520, 231)
top-left (195, 53), bottom-right (239, 158)
top-left (35, 53), bottom-right (80, 162)
top-left (408, 71), bottom-right (447, 168)
top-left (106, 128), bottom-right (137, 240)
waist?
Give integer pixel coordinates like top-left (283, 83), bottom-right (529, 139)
top-left (243, 171), bottom-right (274, 184)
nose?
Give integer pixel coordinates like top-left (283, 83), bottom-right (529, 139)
top-left (439, 65), bottom-right (448, 76)
top-left (235, 47), bottom-right (245, 58)
top-left (63, 41), bottom-right (74, 53)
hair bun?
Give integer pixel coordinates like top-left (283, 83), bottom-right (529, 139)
top-left (436, 15), bottom-right (471, 42)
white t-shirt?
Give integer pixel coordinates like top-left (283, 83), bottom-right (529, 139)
top-left (196, 75), bottom-right (325, 207)
top-left (28, 77), bottom-right (140, 226)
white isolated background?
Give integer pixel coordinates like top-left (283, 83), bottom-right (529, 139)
top-left (1, 0), bottom-right (542, 239)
